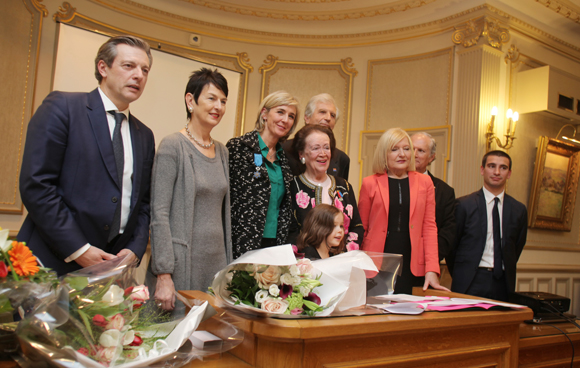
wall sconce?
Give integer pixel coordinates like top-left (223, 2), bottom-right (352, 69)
top-left (485, 106), bottom-right (519, 152)
top-left (556, 124), bottom-right (580, 145)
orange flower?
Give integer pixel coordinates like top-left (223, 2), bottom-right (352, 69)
top-left (8, 241), bottom-right (39, 276)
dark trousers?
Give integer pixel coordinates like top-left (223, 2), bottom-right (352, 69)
top-left (465, 268), bottom-right (509, 302)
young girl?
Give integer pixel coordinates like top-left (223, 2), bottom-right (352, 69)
top-left (296, 204), bottom-right (345, 259)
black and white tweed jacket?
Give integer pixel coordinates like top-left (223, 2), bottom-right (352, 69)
top-left (226, 130), bottom-right (293, 259)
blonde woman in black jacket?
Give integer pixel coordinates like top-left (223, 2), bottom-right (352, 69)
top-left (226, 91), bottom-right (300, 259)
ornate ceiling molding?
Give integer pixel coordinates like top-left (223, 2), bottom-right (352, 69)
top-left (452, 16), bottom-right (510, 49)
top-left (535, 0), bottom-right (580, 24)
top-left (177, 0), bottom-right (437, 21)
top-left (88, 0), bottom-right (580, 60)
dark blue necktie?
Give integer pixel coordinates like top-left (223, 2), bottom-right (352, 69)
top-left (492, 197), bottom-right (503, 279)
top-left (108, 111), bottom-right (125, 242)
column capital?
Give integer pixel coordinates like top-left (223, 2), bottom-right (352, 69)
top-left (452, 16), bottom-right (510, 50)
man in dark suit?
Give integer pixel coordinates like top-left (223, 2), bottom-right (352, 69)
top-left (411, 132), bottom-right (456, 261)
top-left (283, 93), bottom-right (350, 180)
top-left (448, 150), bottom-right (527, 302)
top-left (18, 35), bottom-right (155, 275)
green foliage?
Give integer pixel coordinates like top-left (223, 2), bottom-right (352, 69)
top-left (64, 276), bottom-right (89, 292)
top-left (0, 295), bottom-right (14, 314)
top-left (225, 270), bottom-right (259, 306)
top-left (78, 310), bottom-right (94, 340)
top-left (285, 293), bottom-right (304, 312)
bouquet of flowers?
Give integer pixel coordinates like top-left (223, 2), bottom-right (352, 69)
top-left (225, 259), bottom-right (323, 316)
top-left (17, 256), bottom-right (209, 368)
top-left (212, 245), bottom-right (350, 318)
top-left (0, 227), bottom-right (57, 354)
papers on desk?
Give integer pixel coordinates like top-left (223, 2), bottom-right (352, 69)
top-left (368, 294), bottom-right (527, 315)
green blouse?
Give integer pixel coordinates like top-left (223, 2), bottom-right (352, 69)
top-left (258, 134), bottom-right (285, 239)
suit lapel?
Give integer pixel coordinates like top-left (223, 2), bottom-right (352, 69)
top-left (427, 171), bottom-right (440, 202)
top-left (476, 189), bottom-right (488, 241)
top-left (377, 174), bottom-right (390, 219)
top-left (87, 89), bottom-right (119, 187)
top-left (409, 172), bottom-right (418, 219)
top-left (501, 195), bottom-right (511, 248)
top-left (129, 114), bottom-right (142, 209)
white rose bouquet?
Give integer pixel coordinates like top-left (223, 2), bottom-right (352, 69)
top-left (212, 245), bottom-right (350, 318)
top-left (226, 260), bottom-right (323, 316)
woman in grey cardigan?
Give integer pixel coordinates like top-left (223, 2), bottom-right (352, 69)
top-left (149, 69), bottom-right (232, 311)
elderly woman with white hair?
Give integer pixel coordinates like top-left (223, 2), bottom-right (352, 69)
top-left (358, 127), bottom-right (448, 294)
top-left (227, 91), bottom-right (299, 258)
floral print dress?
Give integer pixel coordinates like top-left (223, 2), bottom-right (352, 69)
top-left (289, 174), bottom-right (364, 250)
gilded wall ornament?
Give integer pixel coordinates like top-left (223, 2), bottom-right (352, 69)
top-left (259, 55), bottom-right (279, 74)
top-left (504, 44), bottom-right (520, 63)
top-left (452, 16), bottom-right (510, 49)
top-left (341, 57), bottom-right (358, 76)
top-left (53, 2), bottom-right (76, 22)
top-left (30, 0), bottom-right (49, 17)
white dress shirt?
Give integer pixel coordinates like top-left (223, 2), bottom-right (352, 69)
top-left (479, 186), bottom-right (504, 269)
top-left (65, 88), bottom-right (134, 262)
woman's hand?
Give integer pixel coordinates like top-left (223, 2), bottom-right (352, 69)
top-left (422, 271), bottom-right (450, 292)
top-left (155, 274), bottom-right (176, 311)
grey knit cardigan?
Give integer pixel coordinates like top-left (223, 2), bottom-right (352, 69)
top-left (149, 133), bottom-right (232, 291)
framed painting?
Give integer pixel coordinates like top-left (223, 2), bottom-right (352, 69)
top-left (528, 136), bottom-right (580, 231)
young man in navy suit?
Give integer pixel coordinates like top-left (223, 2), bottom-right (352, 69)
top-left (18, 35), bottom-right (155, 275)
top-left (448, 150), bottom-right (527, 302)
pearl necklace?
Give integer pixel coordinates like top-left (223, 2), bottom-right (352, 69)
top-left (185, 122), bottom-right (213, 149)
top-left (304, 173), bottom-right (329, 187)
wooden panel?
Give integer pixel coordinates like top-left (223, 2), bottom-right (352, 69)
top-left (259, 56), bottom-right (357, 152)
top-left (517, 278), bottom-right (534, 292)
top-left (0, 0), bottom-right (45, 213)
top-left (555, 278), bottom-right (570, 297)
top-left (256, 339), bottom-right (303, 368)
top-left (537, 278), bottom-right (552, 293)
top-left (365, 48), bottom-right (453, 132)
top-left (322, 344), bottom-right (510, 368)
top-left (573, 279), bottom-right (580, 316)
top-left (519, 322), bottom-right (580, 367)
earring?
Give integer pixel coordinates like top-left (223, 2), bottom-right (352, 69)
top-left (300, 157), bottom-right (306, 164)
top-left (189, 107), bottom-right (193, 113)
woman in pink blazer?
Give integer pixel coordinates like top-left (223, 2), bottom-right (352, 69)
top-left (359, 128), bottom-right (448, 294)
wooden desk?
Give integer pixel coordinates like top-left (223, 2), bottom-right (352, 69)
top-left (519, 320), bottom-right (580, 367)
top-left (180, 289), bottom-right (533, 368)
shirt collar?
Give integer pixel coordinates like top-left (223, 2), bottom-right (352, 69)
top-left (257, 133), bottom-right (282, 157)
top-left (98, 87), bottom-right (130, 118)
top-left (482, 186), bottom-right (505, 204)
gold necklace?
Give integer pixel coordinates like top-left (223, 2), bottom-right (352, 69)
top-left (185, 122), bottom-right (213, 149)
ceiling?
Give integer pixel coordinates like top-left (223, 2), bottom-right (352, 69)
top-left (100, 0), bottom-right (580, 47)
